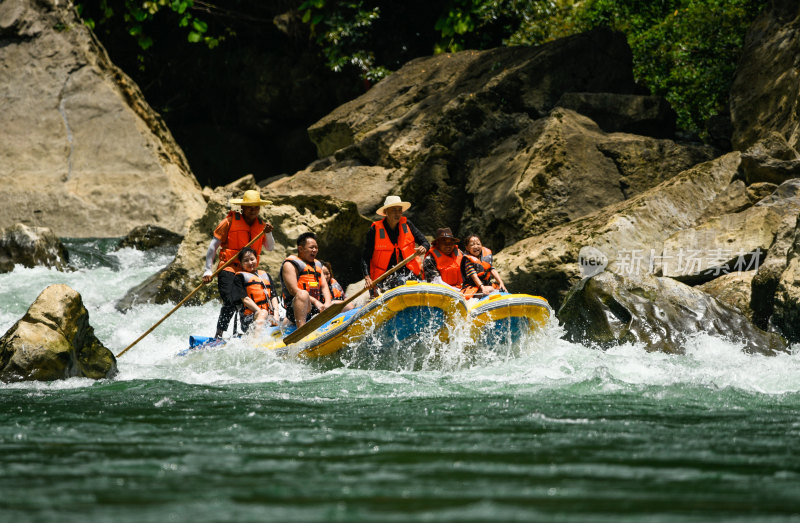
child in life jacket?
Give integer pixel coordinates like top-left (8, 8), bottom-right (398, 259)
top-left (233, 247), bottom-right (280, 336)
top-left (461, 233), bottom-right (508, 299)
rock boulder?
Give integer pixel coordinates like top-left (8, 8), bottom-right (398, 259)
top-left (557, 271), bottom-right (786, 355)
top-left (0, 284), bottom-right (117, 382)
top-left (0, 0), bottom-right (205, 236)
top-left (117, 225), bottom-right (183, 251)
top-left (0, 223), bottom-right (69, 273)
top-left (730, 0), bottom-right (800, 152)
top-left (494, 153), bottom-right (751, 308)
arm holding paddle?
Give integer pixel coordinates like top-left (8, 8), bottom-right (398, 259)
top-left (283, 252), bottom-right (418, 345)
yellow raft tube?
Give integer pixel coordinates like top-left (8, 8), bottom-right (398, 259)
top-left (185, 282), bottom-right (552, 361)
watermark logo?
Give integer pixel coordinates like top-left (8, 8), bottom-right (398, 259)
top-left (578, 246), bottom-right (608, 278)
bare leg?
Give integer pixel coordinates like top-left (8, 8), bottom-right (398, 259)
top-left (253, 309), bottom-right (269, 337)
top-left (292, 290), bottom-right (311, 327)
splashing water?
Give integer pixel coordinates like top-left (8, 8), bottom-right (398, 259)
top-left (1, 239), bottom-right (799, 521)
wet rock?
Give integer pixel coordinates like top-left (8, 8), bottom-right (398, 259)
top-left (117, 225), bottom-right (183, 251)
top-left (0, 223), bottom-right (69, 273)
top-left (494, 153), bottom-right (750, 309)
top-left (555, 92), bottom-right (677, 138)
top-left (730, 0), bottom-right (800, 152)
top-left (772, 222), bottom-right (800, 342)
top-left (0, 284), bottom-right (117, 382)
top-left (0, 0), bottom-right (205, 237)
top-left (750, 212), bottom-right (799, 329)
top-left (698, 271), bottom-right (756, 321)
top-left (557, 271), bottom-right (786, 355)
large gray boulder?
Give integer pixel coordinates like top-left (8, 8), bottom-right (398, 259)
top-left (0, 0), bottom-right (205, 237)
top-left (557, 271), bottom-right (786, 355)
top-left (494, 153), bottom-right (754, 308)
top-left (299, 31), bottom-right (716, 249)
top-left (658, 179), bottom-right (800, 284)
top-left (117, 225), bottom-right (183, 251)
top-left (730, 0), bottom-right (800, 153)
top-left (0, 223), bottom-right (69, 273)
top-left (0, 284), bottom-right (117, 382)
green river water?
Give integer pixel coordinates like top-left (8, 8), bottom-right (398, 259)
top-left (1, 241), bottom-right (799, 522)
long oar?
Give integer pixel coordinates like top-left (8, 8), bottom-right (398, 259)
top-left (283, 252), bottom-right (418, 345)
top-left (116, 228), bottom-right (268, 358)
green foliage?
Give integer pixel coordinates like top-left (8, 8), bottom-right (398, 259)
top-left (77, 0), bottom-right (222, 55)
top-left (299, 0), bottom-right (387, 80)
top-left (299, 0), bottom-right (767, 138)
top-left (537, 0), bottom-right (769, 135)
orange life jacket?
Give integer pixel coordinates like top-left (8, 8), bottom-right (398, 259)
top-left (461, 247), bottom-right (498, 299)
top-left (330, 278), bottom-right (345, 301)
top-left (240, 270), bottom-right (274, 316)
top-left (429, 247), bottom-right (463, 288)
top-left (369, 217), bottom-right (422, 280)
top-left (464, 246), bottom-right (493, 284)
top-left (218, 211), bottom-right (265, 273)
top-left (281, 255), bottom-right (324, 302)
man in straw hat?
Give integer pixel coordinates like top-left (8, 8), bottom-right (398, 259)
top-left (423, 227), bottom-right (468, 290)
top-left (361, 195), bottom-right (429, 294)
top-left (202, 189), bottom-right (275, 338)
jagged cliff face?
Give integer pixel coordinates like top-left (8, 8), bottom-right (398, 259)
top-left (0, 0), bottom-right (205, 237)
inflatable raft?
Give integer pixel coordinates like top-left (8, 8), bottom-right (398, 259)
top-left (184, 282), bottom-right (551, 363)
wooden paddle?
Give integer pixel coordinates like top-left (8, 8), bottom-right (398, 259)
top-left (116, 228), bottom-right (268, 358)
top-left (283, 252), bottom-right (418, 345)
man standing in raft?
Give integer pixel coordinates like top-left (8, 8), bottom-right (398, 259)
top-left (281, 232), bottom-right (332, 328)
top-left (362, 195), bottom-right (429, 293)
top-left (202, 189), bottom-right (274, 338)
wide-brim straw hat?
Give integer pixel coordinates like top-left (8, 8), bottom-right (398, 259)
top-left (376, 195), bottom-right (411, 216)
top-left (230, 189), bottom-right (272, 206)
top-left (433, 227), bottom-right (460, 244)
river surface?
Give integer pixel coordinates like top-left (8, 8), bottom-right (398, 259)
top-left (1, 241), bottom-right (799, 522)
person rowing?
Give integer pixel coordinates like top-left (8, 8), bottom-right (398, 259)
top-left (202, 189), bottom-right (274, 339)
top-left (280, 232), bottom-right (332, 328)
top-left (362, 195), bottom-right (429, 294)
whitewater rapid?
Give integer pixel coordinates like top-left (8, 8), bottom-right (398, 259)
top-left (0, 241), bottom-right (798, 394)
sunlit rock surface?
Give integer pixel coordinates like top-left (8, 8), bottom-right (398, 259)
top-left (0, 284), bottom-right (116, 382)
top-left (494, 153), bottom-right (749, 308)
top-left (0, 0), bottom-right (205, 236)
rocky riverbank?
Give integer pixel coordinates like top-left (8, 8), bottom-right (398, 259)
top-left (2, 0), bottom-right (799, 375)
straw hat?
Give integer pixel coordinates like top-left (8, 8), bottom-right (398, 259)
top-left (376, 195), bottom-right (411, 216)
top-left (230, 190), bottom-right (272, 206)
top-left (432, 227), bottom-right (460, 244)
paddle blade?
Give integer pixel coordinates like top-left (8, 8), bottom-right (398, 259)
top-left (282, 302), bottom-right (346, 345)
